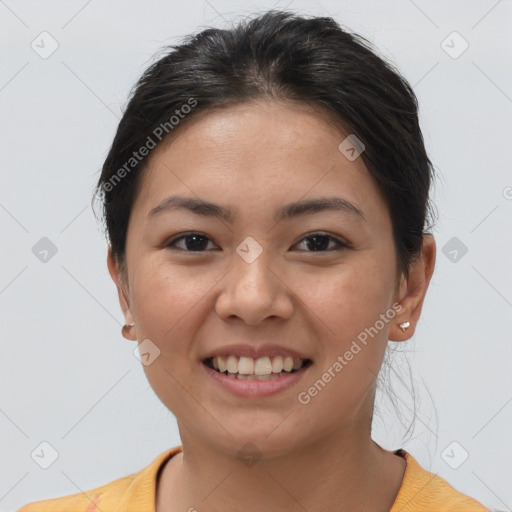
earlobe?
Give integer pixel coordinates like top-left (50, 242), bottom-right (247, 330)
top-left (121, 316), bottom-right (137, 340)
top-left (389, 235), bottom-right (436, 342)
top-left (388, 319), bottom-right (413, 342)
top-left (107, 246), bottom-right (136, 340)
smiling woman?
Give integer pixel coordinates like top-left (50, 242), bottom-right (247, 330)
top-left (18, 9), bottom-right (492, 512)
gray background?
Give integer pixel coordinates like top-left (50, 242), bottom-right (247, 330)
top-left (1, 0), bottom-right (511, 510)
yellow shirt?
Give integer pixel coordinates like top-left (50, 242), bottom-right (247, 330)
top-left (17, 446), bottom-right (490, 511)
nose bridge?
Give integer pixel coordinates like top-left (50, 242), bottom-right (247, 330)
top-left (215, 236), bottom-right (293, 323)
top-left (232, 237), bottom-right (275, 299)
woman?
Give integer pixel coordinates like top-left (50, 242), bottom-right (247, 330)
top-left (18, 9), bottom-right (493, 512)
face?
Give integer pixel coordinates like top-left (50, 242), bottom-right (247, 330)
top-left (109, 100), bottom-right (412, 459)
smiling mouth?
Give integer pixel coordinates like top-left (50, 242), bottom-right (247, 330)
top-left (203, 356), bottom-right (313, 380)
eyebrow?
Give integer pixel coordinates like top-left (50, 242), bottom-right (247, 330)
top-left (147, 195), bottom-right (366, 223)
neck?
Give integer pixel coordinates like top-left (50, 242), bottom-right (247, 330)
top-left (156, 427), bottom-right (406, 512)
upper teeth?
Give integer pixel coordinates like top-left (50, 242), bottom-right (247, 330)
top-left (211, 355), bottom-right (305, 375)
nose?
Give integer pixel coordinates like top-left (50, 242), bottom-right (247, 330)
top-left (214, 248), bottom-right (294, 325)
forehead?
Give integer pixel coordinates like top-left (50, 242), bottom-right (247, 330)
top-left (132, 100), bottom-right (389, 227)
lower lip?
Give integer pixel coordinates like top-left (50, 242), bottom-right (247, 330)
top-left (201, 361), bottom-right (312, 398)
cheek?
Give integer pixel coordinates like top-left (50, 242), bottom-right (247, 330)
top-left (129, 261), bottom-right (207, 350)
top-left (130, 262), bottom-right (207, 414)
top-left (298, 255), bottom-right (395, 414)
top-left (295, 262), bottom-right (393, 422)
top-left (303, 255), bottom-right (396, 342)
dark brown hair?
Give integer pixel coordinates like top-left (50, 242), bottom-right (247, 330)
top-left (92, 9), bottom-right (436, 281)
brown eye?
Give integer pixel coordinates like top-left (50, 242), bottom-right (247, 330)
top-left (164, 231), bottom-right (349, 253)
top-left (293, 233), bottom-right (349, 252)
top-left (166, 232), bottom-right (218, 252)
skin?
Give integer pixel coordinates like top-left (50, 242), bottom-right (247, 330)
top-left (107, 100), bottom-right (436, 512)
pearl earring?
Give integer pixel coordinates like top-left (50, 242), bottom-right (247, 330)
top-left (399, 321), bottom-right (410, 332)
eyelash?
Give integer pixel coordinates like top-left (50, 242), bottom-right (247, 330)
top-left (164, 231), bottom-right (351, 253)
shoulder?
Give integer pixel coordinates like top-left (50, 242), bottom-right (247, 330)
top-left (391, 449), bottom-right (490, 512)
top-left (16, 473), bottom-right (134, 512)
top-left (17, 483), bottom-right (126, 511)
top-left (16, 446), bottom-right (183, 512)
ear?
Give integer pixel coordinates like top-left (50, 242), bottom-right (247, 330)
top-left (389, 234), bottom-right (436, 341)
top-left (107, 246), bottom-right (136, 341)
